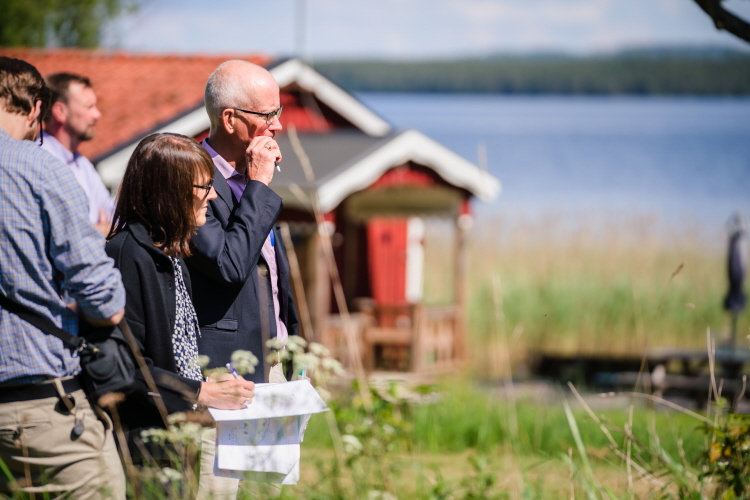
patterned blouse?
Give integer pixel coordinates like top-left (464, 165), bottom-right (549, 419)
top-left (169, 256), bottom-right (203, 382)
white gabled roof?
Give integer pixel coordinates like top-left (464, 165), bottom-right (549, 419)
top-left (97, 58), bottom-right (392, 189)
top-left (313, 130), bottom-right (500, 213)
top-left (98, 108), bottom-right (210, 188)
top-left (271, 59), bottom-right (391, 137)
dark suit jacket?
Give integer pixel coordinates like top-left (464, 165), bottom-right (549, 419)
top-left (186, 169), bottom-right (299, 383)
top-left (105, 222), bottom-right (202, 434)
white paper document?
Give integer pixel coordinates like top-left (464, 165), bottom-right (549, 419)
top-left (209, 378), bottom-right (329, 421)
top-left (208, 379), bottom-right (329, 484)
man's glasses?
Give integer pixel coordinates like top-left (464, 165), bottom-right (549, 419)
top-left (193, 180), bottom-right (214, 199)
top-left (232, 106), bottom-right (283, 125)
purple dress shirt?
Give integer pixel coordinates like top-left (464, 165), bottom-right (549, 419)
top-left (201, 139), bottom-right (288, 343)
top-left (41, 132), bottom-right (115, 225)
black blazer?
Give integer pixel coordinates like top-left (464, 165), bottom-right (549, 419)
top-left (105, 223), bottom-right (202, 433)
top-left (186, 171), bottom-right (300, 383)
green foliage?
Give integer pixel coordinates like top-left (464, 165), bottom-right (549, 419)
top-left (331, 379), bottom-right (419, 458)
top-left (0, 0), bottom-right (137, 48)
top-left (422, 455), bottom-right (506, 500)
top-left (702, 412), bottom-right (750, 499)
top-left (315, 50), bottom-right (750, 95)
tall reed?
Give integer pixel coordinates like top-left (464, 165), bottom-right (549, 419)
top-left (446, 211), bottom-right (744, 376)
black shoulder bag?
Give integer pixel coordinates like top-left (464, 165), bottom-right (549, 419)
top-left (0, 292), bottom-right (136, 401)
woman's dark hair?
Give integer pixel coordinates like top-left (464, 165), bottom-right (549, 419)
top-left (108, 133), bottom-right (214, 257)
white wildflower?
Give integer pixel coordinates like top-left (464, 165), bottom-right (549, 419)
top-left (367, 491), bottom-right (396, 500)
top-left (231, 350), bottom-right (258, 375)
top-left (322, 357), bottom-right (344, 375)
top-left (266, 338), bottom-right (285, 351)
top-left (309, 342), bottom-right (329, 357)
top-left (158, 467), bottom-right (182, 483)
top-left (293, 353), bottom-right (319, 373)
top-left (286, 335), bottom-right (308, 353)
top-left (195, 355), bottom-right (210, 369)
top-left (341, 434), bottom-right (363, 456)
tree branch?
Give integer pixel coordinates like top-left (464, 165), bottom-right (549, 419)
top-left (693, 0), bottom-right (750, 44)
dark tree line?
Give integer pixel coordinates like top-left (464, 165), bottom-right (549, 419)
top-left (314, 51), bottom-right (750, 95)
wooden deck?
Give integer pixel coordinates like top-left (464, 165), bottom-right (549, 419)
top-left (320, 304), bottom-right (464, 374)
top-left (533, 347), bottom-right (750, 406)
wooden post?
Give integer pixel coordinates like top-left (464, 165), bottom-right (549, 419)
top-left (308, 232), bottom-right (331, 352)
top-left (454, 201), bottom-right (472, 366)
top-left (411, 303), bottom-right (424, 372)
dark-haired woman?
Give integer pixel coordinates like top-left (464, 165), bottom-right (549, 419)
top-left (105, 133), bottom-right (255, 459)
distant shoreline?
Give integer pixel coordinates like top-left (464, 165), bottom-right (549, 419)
top-left (313, 49), bottom-right (750, 95)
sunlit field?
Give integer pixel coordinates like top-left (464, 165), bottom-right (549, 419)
top-left (421, 211), bottom-right (743, 379)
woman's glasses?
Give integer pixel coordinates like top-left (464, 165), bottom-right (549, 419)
top-left (193, 180), bottom-right (214, 199)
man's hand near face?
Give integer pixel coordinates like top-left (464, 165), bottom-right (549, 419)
top-left (245, 136), bottom-right (281, 186)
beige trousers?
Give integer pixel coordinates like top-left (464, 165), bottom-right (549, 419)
top-left (0, 388), bottom-right (125, 500)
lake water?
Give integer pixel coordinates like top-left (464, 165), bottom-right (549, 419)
top-left (357, 93), bottom-right (750, 236)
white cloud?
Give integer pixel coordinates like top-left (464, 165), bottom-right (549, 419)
top-left (453, 0), bottom-right (608, 24)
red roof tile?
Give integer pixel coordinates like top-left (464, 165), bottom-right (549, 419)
top-left (0, 48), bottom-right (270, 160)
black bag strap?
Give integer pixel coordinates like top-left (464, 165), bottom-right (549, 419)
top-left (0, 290), bottom-right (85, 352)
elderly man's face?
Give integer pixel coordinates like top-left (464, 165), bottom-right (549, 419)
top-left (234, 81), bottom-right (282, 144)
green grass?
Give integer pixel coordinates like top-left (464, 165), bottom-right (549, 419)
top-left (303, 380), bottom-right (707, 463)
top-left (294, 378), bottom-right (721, 498)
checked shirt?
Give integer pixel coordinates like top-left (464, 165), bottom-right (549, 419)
top-left (0, 129), bottom-right (124, 383)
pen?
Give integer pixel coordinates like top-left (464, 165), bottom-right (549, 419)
top-left (226, 362), bottom-right (241, 379)
top-left (275, 160), bottom-right (280, 172)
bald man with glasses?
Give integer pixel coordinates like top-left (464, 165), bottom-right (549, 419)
top-left (187, 60), bottom-right (299, 499)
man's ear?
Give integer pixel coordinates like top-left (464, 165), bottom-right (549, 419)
top-left (27, 100), bottom-right (42, 127)
top-left (221, 109), bottom-right (235, 135)
top-left (22, 100), bottom-right (43, 141)
top-left (50, 101), bottom-right (68, 124)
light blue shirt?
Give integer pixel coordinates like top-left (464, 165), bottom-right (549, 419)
top-left (41, 131), bottom-right (115, 225)
top-left (0, 130), bottom-right (125, 383)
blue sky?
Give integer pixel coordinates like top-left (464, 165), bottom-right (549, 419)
top-left (106, 0), bottom-right (750, 59)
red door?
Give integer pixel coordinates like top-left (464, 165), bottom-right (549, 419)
top-left (367, 218), bottom-right (408, 306)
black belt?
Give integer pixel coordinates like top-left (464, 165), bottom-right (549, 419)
top-left (0, 377), bottom-right (82, 403)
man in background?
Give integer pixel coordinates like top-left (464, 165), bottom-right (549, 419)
top-left (188, 59), bottom-right (299, 499)
top-left (43, 72), bottom-right (114, 235)
top-left (0, 57), bottom-right (126, 499)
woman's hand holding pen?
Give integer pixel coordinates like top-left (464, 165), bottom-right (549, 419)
top-left (197, 368), bottom-right (255, 409)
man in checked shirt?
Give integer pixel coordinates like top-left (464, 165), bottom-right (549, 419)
top-left (0, 57), bottom-right (126, 499)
